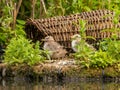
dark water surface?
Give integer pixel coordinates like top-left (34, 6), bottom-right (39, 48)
top-left (0, 77), bottom-right (119, 90)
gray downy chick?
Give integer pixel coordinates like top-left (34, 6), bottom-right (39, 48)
top-left (71, 34), bottom-right (95, 52)
top-left (43, 36), bottom-right (67, 59)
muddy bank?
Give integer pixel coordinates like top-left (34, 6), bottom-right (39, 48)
top-left (0, 59), bottom-right (120, 82)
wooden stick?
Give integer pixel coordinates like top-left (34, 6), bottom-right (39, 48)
top-left (41, 0), bottom-right (47, 14)
top-left (16, 0), bottom-right (22, 18)
top-left (39, 0), bottom-right (47, 18)
top-left (12, 0), bottom-right (22, 29)
top-left (13, 3), bottom-right (17, 29)
top-left (31, 0), bottom-right (36, 19)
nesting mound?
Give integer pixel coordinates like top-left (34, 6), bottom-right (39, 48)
top-left (25, 10), bottom-right (120, 50)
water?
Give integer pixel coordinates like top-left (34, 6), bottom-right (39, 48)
top-left (0, 77), bottom-right (119, 90)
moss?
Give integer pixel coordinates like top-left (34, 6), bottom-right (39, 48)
top-left (60, 65), bottom-right (120, 79)
top-left (104, 66), bottom-right (120, 77)
top-left (0, 63), bottom-right (120, 80)
top-left (79, 68), bottom-right (101, 78)
top-left (62, 66), bottom-right (79, 77)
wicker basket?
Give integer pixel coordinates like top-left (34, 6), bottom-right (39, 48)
top-left (25, 10), bottom-right (120, 50)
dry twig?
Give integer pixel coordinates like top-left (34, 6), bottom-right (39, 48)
top-left (13, 0), bottom-right (22, 29)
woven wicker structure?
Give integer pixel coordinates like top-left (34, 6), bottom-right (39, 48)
top-left (25, 10), bottom-right (120, 50)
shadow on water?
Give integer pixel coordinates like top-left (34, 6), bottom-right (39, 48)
top-left (0, 77), bottom-right (119, 90)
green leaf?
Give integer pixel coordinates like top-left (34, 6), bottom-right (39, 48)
top-left (16, 19), bottom-right (25, 25)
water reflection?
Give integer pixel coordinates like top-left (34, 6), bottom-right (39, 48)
top-left (0, 78), bottom-right (119, 90)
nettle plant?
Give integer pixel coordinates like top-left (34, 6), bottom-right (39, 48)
top-left (90, 13), bottom-right (120, 68)
top-left (90, 49), bottom-right (116, 68)
top-left (74, 20), bottom-right (95, 68)
top-left (93, 34), bottom-right (120, 68)
top-left (0, 4), bottom-right (14, 46)
top-left (99, 30), bottom-right (120, 60)
top-left (74, 19), bottom-right (120, 68)
top-left (4, 36), bottom-right (47, 66)
top-left (0, 1), bottom-right (26, 46)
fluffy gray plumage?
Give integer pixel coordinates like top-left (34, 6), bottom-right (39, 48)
top-left (43, 36), bottom-right (67, 59)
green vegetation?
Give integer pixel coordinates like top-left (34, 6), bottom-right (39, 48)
top-left (74, 20), bottom-right (120, 69)
top-left (4, 36), bottom-right (46, 66)
top-left (0, 0), bottom-right (120, 68)
top-left (0, 1), bottom-right (13, 46)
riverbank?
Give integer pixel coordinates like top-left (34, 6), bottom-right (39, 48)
top-left (0, 59), bottom-right (120, 82)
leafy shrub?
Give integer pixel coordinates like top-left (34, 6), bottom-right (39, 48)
top-left (74, 20), bottom-right (120, 68)
top-left (90, 36), bottom-right (120, 68)
top-left (0, 5), bottom-right (13, 45)
top-left (100, 37), bottom-right (120, 60)
top-left (4, 36), bottom-right (46, 66)
top-left (74, 20), bottom-right (95, 68)
top-left (74, 39), bottom-right (94, 68)
top-left (0, 1), bottom-right (26, 46)
top-left (15, 19), bottom-right (26, 37)
top-left (107, 41), bottom-right (120, 61)
top-left (75, 38), bottom-right (119, 68)
top-left (90, 49), bottom-right (116, 68)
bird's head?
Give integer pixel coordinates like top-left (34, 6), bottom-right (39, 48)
top-left (71, 34), bottom-right (81, 40)
top-left (42, 36), bottom-right (55, 42)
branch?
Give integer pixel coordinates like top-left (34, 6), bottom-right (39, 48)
top-left (41, 0), bottom-right (47, 14)
top-left (31, 0), bottom-right (36, 19)
top-left (13, 3), bottom-right (17, 29)
top-left (12, 0), bottom-right (22, 29)
top-left (16, 0), bottom-right (22, 18)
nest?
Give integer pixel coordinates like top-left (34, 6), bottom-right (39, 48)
top-left (25, 10), bottom-right (120, 50)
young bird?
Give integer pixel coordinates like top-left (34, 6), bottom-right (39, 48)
top-left (71, 34), bottom-right (81, 52)
top-left (71, 34), bottom-right (95, 52)
top-left (43, 36), bottom-right (67, 59)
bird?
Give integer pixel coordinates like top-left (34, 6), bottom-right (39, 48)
top-left (42, 36), bottom-right (67, 59)
top-left (71, 34), bottom-right (81, 52)
top-left (71, 34), bottom-right (96, 52)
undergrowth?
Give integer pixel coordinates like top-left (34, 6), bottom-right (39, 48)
top-left (4, 36), bottom-right (47, 66)
top-left (74, 20), bottom-right (120, 69)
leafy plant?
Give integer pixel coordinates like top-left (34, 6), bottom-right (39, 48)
top-left (15, 19), bottom-right (26, 37)
top-left (90, 49), bottom-right (115, 68)
top-left (0, 0), bottom-right (26, 46)
top-left (73, 20), bottom-right (95, 68)
top-left (4, 36), bottom-right (46, 66)
top-left (74, 39), bottom-right (93, 68)
top-left (0, 2), bottom-right (14, 45)
top-left (90, 36), bottom-right (120, 68)
top-left (74, 19), bottom-right (120, 68)
top-left (100, 37), bottom-right (120, 60)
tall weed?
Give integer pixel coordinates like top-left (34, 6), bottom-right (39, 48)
top-left (74, 20), bottom-right (120, 68)
top-left (4, 36), bottom-right (46, 66)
